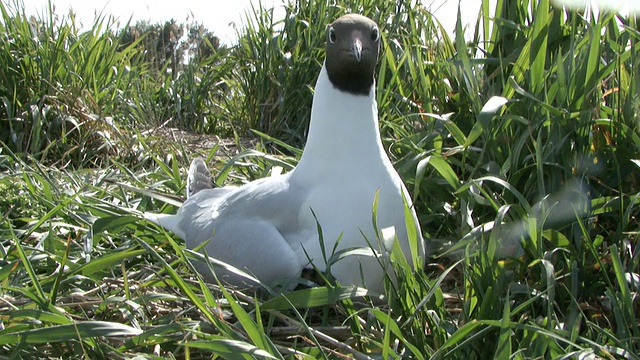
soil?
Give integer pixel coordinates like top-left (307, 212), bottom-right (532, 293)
top-left (148, 126), bottom-right (259, 158)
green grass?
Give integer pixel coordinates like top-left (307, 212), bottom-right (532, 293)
top-left (1, 0), bottom-right (639, 358)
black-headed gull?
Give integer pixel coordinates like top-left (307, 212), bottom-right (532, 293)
top-left (147, 14), bottom-right (425, 293)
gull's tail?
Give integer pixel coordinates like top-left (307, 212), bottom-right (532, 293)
top-left (143, 157), bottom-right (214, 239)
top-left (144, 212), bottom-right (186, 239)
top-left (187, 157), bottom-right (214, 199)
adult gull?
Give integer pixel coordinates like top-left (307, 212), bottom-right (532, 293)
top-left (146, 14), bottom-right (426, 293)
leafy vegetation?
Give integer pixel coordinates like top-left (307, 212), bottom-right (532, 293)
top-left (1, 0), bottom-right (639, 358)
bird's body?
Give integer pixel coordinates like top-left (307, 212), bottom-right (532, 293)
top-left (147, 14), bottom-right (425, 292)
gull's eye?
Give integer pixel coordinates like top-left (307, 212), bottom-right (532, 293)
top-left (328, 26), bottom-right (336, 44)
top-left (371, 26), bottom-right (380, 42)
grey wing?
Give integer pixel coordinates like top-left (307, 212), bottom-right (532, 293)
top-left (178, 175), bottom-right (314, 285)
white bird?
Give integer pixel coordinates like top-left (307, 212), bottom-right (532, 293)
top-left (146, 14), bottom-right (425, 293)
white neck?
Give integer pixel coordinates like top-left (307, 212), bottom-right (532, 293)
top-left (293, 64), bottom-right (387, 179)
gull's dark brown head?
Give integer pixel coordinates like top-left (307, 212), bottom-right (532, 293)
top-left (324, 14), bottom-right (381, 96)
